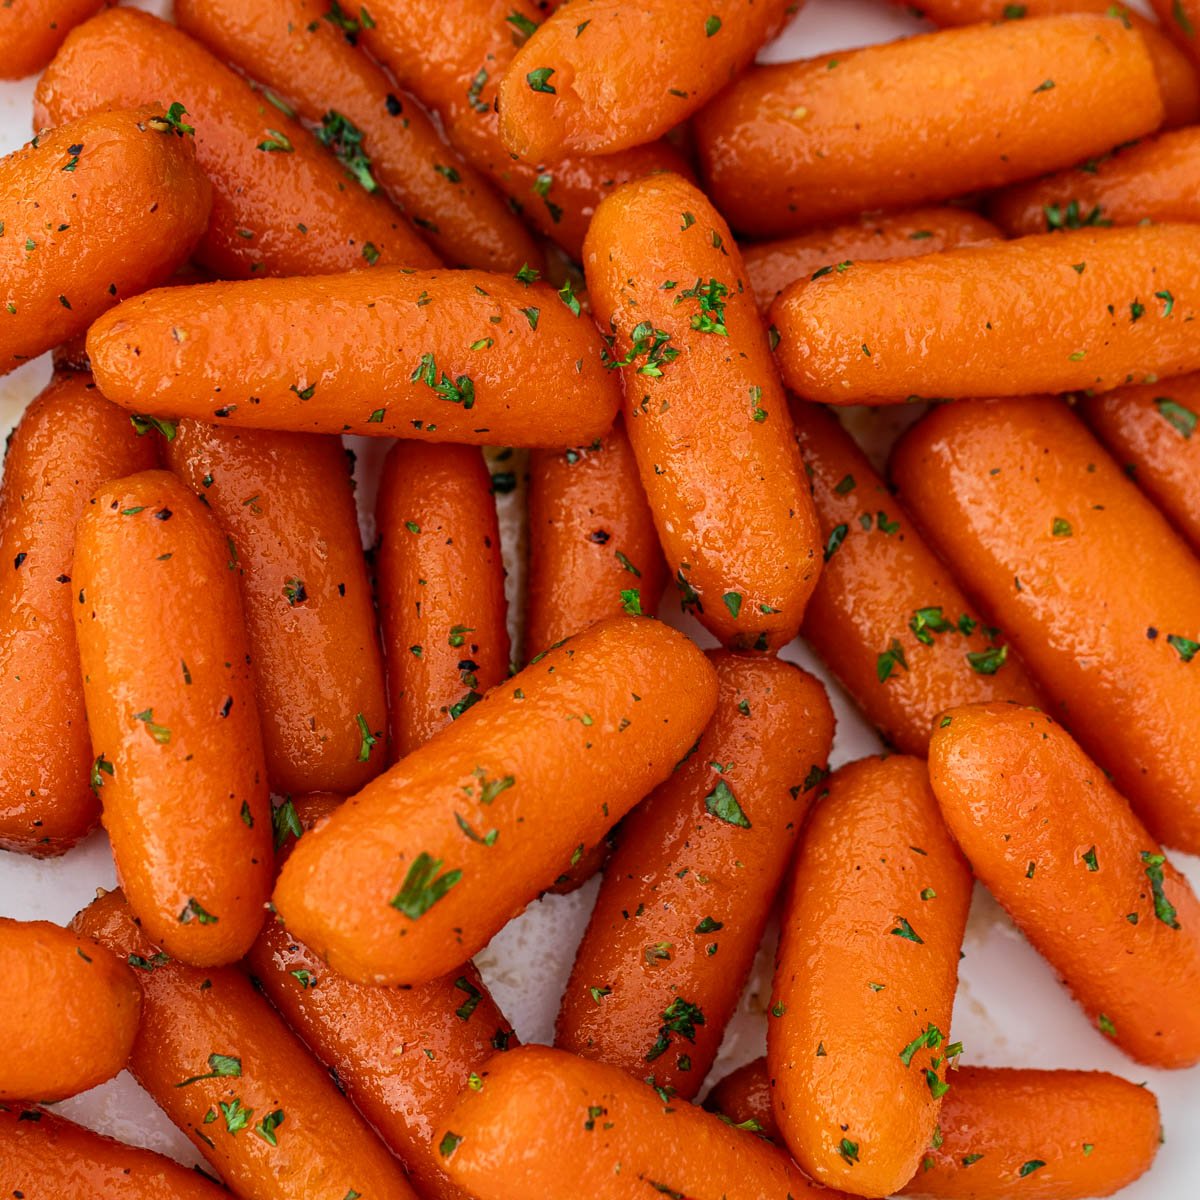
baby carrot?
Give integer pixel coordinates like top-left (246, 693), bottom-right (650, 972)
top-left (72, 889), bottom-right (417, 1200)
top-left (692, 15), bottom-right (1162, 236)
top-left (584, 172), bottom-right (821, 650)
top-left (435, 1045), bottom-right (835, 1200)
top-left (744, 208), bottom-right (1000, 313)
top-left (990, 128), bottom-right (1200, 236)
top-left (274, 616), bottom-right (718, 985)
top-left (931, 702), bottom-right (1200, 1068)
top-left (0, 372), bottom-right (157, 855)
top-left (0, 106), bottom-right (209, 375)
top-left (0, 0), bottom-right (104, 80)
top-left (1149, 0), bottom-right (1200, 63)
top-left (769, 755), bottom-right (973, 1196)
top-left (35, 6), bottom-right (438, 279)
top-left (376, 440), bottom-right (510, 759)
top-left (165, 422), bottom-right (387, 796)
top-left (556, 652), bottom-right (833, 1098)
top-left (85, 270), bottom-right (621, 447)
top-left (174, 0), bottom-right (542, 273)
top-left (771, 226), bottom-right (1200, 404)
top-left (498, 0), bottom-right (799, 159)
top-left (1079, 377), bottom-right (1200, 555)
top-left (0, 917), bottom-right (140, 1102)
top-left (526, 418), bottom-right (666, 657)
top-left (891, 397), bottom-right (1200, 853)
top-left (704, 1056), bottom-right (778, 1138)
top-left (792, 402), bottom-right (1040, 755)
top-left (0, 1105), bottom-right (226, 1200)
top-left (73, 470), bottom-right (272, 965)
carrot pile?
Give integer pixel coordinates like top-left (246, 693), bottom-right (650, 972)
top-left (0, 2), bottom-right (1197, 1199)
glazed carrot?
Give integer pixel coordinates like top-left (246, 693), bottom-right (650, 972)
top-left (35, 7), bottom-right (438, 279)
top-left (584, 172), bottom-right (821, 650)
top-left (526, 418), bottom-right (666, 657)
top-left (174, 0), bottom-right (541, 272)
top-left (744, 208), bottom-right (1000, 313)
top-left (0, 1105), bottom-right (226, 1200)
top-left (769, 755), bottom-right (972, 1196)
top-left (274, 616), bottom-right (718, 985)
top-left (498, 0), bottom-right (800, 159)
top-left (990, 127), bottom-right (1200, 236)
top-left (771, 226), bottom-right (1200, 404)
top-left (557, 652), bottom-right (833, 1098)
top-left (704, 1056), bottom-right (778, 1137)
top-left (792, 402), bottom-right (1040, 755)
top-left (0, 0), bottom-right (105, 79)
top-left (1149, 0), bottom-right (1200, 63)
top-left (0, 917), bottom-right (140, 1102)
top-left (73, 470), bottom-right (272, 965)
top-left (1079, 377), bottom-right (1200, 555)
top-left (85, 271), bottom-right (621, 447)
top-left (435, 1045), bottom-right (835, 1200)
top-left (72, 889), bottom-right (417, 1200)
top-left (891, 397), bottom-right (1200, 853)
top-left (359, 0), bottom-right (691, 257)
top-left (165, 422), bottom-right (387, 796)
top-left (692, 15), bottom-right (1162, 236)
top-left (0, 373), bottom-right (157, 856)
top-left (248, 793), bottom-right (516, 1200)
top-left (929, 703), bottom-right (1200, 1068)
top-left (376, 441), bottom-right (510, 759)
top-left (0, 106), bottom-right (209, 375)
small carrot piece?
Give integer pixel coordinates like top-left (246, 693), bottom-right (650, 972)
top-left (35, 6), bottom-right (438, 278)
top-left (73, 470), bottom-right (273, 965)
top-left (435, 1045), bottom-right (839, 1200)
top-left (0, 917), bottom-right (140, 1102)
top-left (771, 227), bottom-right (1200, 404)
top-left (526, 418), bottom-right (666, 657)
top-left (703, 1056), bottom-right (778, 1137)
top-left (0, 372), bottom-right (157, 855)
top-left (85, 271), bottom-right (621, 447)
top-left (1149, 0), bottom-right (1200, 64)
top-left (693, 15), bottom-right (1162, 236)
top-left (557, 652), bottom-right (834, 1098)
top-left (0, 0), bottom-right (105, 79)
top-left (930, 702), bottom-right (1200, 1068)
top-left (891, 397), bottom-right (1200, 853)
top-left (376, 441), bottom-right (510, 759)
top-left (584, 172), bottom-right (821, 650)
top-left (769, 755), bottom-right (972, 1196)
top-left (174, 0), bottom-right (542, 273)
top-left (274, 616), bottom-right (719, 985)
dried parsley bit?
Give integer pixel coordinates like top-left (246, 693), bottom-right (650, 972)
top-left (147, 102), bottom-right (195, 137)
top-left (526, 67), bottom-right (556, 93)
top-left (128, 951), bottom-right (169, 972)
top-left (1043, 200), bottom-right (1110, 230)
top-left (315, 110), bottom-right (377, 192)
top-left (877, 638), bottom-right (909, 683)
top-left (1141, 851), bottom-right (1181, 929)
top-left (254, 1109), bottom-right (284, 1146)
top-left (891, 915), bottom-right (924, 944)
top-left (1167, 633), bottom-right (1199, 663)
top-left (324, 1), bottom-right (374, 44)
top-left (355, 713), bottom-right (380, 762)
top-left (273, 797), bottom-right (303, 849)
top-left (602, 321), bottom-right (679, 376)
top-left (837, 1138), bottom-right (860, 1164)
top-left (645, 996), bottom-right (705, 1061)
top-left (130, 414), bottom-right (177, 441)
top-left (176, 1053), bottom-right (242, 1088)
top-left (1156, 397), bottom-right (1197, 438)
top-left (411, 352), bottom-right (475, 409)
top-left (506, 10), bottom-right (538, 42)
top-left (256, 129), bottom-right (294, 154)
top-left (705, 778), bottom-right (751, 828)
top-left (391, 852), bottom-right (462, 919)
top-left (179, 898), bottom-right (219, 926)
top-left (132, 708), bottom-right (171, 744)
top-left (675, 277), bottom-right (729, 336)
top-left (90, 753), bottom-right (114, 793)
top-left (438, 1131), bottom-right (463, 1157)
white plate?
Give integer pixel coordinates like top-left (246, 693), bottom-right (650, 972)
top-left (1, 1), bottom-right (1195, 1195)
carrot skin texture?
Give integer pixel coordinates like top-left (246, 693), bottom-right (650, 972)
top-left (526, 417), bottom-right (666, 657)
top-left (0, 0), bottom-right (105, 79)
top-left (73, 471), bottom-right (272, 965)
top-left (274, 616), bottom-right (719, 985)
top-left (772, 226), bottom-right (1200, 404)
top-left (891, 398), bottom-right (1200, 853)
top-left (164, 423), bottom-right (385, 795)
top-left (376, 441), bottom-right (510, 759)
top-left (35, 7), bottom-right (438, 279)
top-left (693, 15), bottom-right (1162, 236)
top-left (0, 374), bottom-right (158, 855)
top-left (0, 1105), bottom-right (227, 1200)
top-left (85, 272), bottom-right (621, 447)
top-left (436, 1045), bottom-right (838, 1200)
top-left (0, 918), bottom-right (140, 1101)
top-left (770, 755), bottom-right (972, 1196)
top-left (584, 173), bottom-right (821, 650)
top-left (71, 889), bottom-right (417, 1200)
top-left (557, 652), bottom-right (834, 1098)
top-left (1080, 377), bottom-right (1200, 556)
top-left (499, 0), bottom-right (799, 159)
top-left (174, 0), bottom-right (541, 273)
top-left (0, 107), bottom-right (209, 375)
top-left (793, 403), bottom-right (1040, 755)
top-left (744, 208), bottom-right (1000, 313)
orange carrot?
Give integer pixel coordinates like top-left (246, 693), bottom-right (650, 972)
top-left (930, 702), bottom-right (1200, 1068)
top-left (376, 440), bottom-right (510, 759)
top-left (0, 0), bottom-right (105, 79)
top-left (73, 470), bottom-right (272, 965)
top-left (704, 1056), bottom-right (778, 1137)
